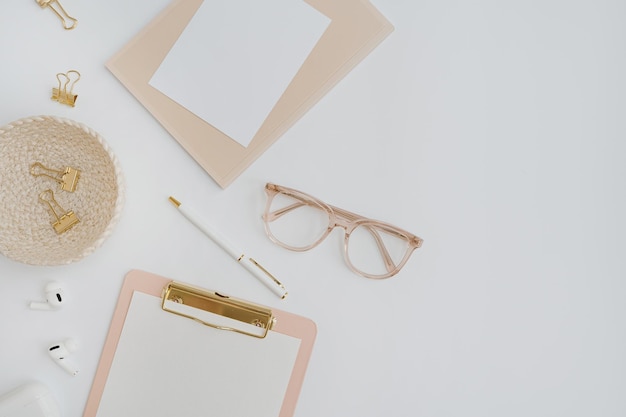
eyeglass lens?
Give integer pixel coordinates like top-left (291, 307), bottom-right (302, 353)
top-left (265, 192), bottom-right (330, 249)
top-left (346, 223), bottom-right (412, 277)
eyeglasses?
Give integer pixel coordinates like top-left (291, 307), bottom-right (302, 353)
top-left (262, 183), bottom-right (423, 279)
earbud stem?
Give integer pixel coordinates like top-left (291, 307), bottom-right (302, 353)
top-left (54, 358), bottom-right (79, 376)
top-left (30, 301), bottom-right (52, 310)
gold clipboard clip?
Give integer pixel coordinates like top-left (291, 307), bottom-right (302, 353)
top-left (52, 70), bottom-right (80, 107)
top-left (161, 281), bottom-right (275, 339)
top-left (36, 0), bottom-right (77, 30)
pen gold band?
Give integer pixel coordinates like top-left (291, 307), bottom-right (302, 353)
top-left (249, 258), bottom-right (285, 289)
top-left (168, 196), bottom-right (181, 207)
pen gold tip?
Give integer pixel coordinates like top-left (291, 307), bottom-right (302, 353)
top-left (168, 196), bottom-right (181, 207)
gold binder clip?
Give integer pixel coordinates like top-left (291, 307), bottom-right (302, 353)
top-left (38, 189), bottom-right (80, 234)
top-left (30, 162), bottom-right (80, 192)
top-left (162, 281), bottom-right (275, 338)
top-left (36, 0), bottom-right (77, 30)
top-left (52, 70), bottom-right (80, 107)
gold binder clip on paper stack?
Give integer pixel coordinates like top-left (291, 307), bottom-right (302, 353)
top-left (31, 162), bottom-right (80, 192)
top-left (52, 70), bottom-right (80, 107)
top-left (36, 0), bottom-right (77, 30)
top-left (39, 189), bottom-right (80, 234)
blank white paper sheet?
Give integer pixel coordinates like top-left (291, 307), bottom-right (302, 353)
top-left (149, 0), bottom-right (330, 147)
top-left (95, 291), bottom-right (301, 417)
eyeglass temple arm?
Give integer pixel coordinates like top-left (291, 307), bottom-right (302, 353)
top-left (264, 202), bottom-right (305, 222)
top-left (371, 230), bottom-right (396, 272)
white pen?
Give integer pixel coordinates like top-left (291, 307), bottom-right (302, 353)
top-left (168, 196), bottom-right (288, 299)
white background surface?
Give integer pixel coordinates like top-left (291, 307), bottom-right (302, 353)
top-left (1, 1), bottom-right (625, 417)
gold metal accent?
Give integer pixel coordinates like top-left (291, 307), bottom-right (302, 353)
top-left (30, 162), bottom-right (80, 192)
top-left (38, 189), bottom-right (80, 234)
top-left (52, 70), bottom-right (80, 107)
top-left (162, 281), bottom-right (275, 338)
top-left (36, 0), bottom-right (77, 30)
top-left (249, 258), bottom-right (285, 288)
top-left (168, 196), bottom-right (181, 207)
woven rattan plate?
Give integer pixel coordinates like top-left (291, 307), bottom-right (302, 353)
top-left (0, 116), bottom-right (124, 265)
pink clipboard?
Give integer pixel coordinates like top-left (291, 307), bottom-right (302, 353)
top-left (83, 269), bottom-right (317, 417)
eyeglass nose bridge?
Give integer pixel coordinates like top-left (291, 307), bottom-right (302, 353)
top-left (328, 215), bottom-right (352, 232)
top-left (323, 208), bottom-right (362, 252)
top-left (325, 206), bottom-right (367, 244)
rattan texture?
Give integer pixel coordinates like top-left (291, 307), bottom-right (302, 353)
top-left (0, 116), bottom-right (124, 265)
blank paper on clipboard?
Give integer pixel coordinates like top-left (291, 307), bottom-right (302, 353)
top-left (84, 270), bottom-right (317, 417)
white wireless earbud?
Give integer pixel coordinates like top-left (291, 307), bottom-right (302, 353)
top-left (30, 282), bottom-right (66, 310)
top-left (48, 339), bottom-right (79, 376)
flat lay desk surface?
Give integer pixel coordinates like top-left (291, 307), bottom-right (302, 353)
top-left (1, 1), bottom-right (625, 416)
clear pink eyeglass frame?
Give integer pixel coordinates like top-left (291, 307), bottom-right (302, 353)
top-left (262, 183), bottom-right (423, 279)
